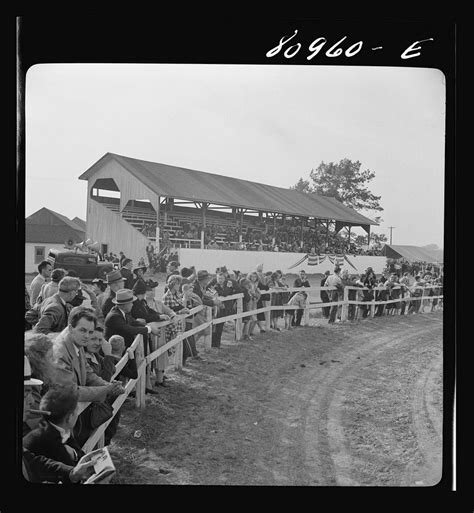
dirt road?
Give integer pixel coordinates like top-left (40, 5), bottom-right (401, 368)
top-left (109, 312), bottom-right (443, 486)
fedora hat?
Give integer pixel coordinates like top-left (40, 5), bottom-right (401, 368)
top-left (105, 270), bottom-right (125, 284)
top-left (132, 280), bottom-right (147, 296)
top-left (180, 267), bottom-right (193, 278)
top-left (145, 279), bottom-right (158, 290)
top-left (24, 356), bottom-right (43, 386)
top-left (112, 289), bottom-right (137, 305)
top-left (197, 269), bottom-right (209, 280)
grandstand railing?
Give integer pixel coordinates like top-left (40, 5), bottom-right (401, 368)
top-left (78, 284), bottom-right (443, 453)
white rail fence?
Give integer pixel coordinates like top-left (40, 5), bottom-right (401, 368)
top-left (79, 284), bottom-right (443, 453)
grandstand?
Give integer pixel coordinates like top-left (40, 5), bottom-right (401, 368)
top-left (79, 152), bottom-right (377, 264)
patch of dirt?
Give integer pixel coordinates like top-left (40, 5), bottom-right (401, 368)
top-left (108, 312), bottom-right (443, 486)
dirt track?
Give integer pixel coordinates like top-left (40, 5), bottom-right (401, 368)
top-left (109, 312), bottom-right (443, 486)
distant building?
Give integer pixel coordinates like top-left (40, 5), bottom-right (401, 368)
top-left (25, 208), bottom-right (85, 273)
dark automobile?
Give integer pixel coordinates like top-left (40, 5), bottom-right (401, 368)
top-left (47, 249), bottom-right (114, 282)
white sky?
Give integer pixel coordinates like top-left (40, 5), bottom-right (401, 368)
top-left (25, 64), bottom-right (445, 247)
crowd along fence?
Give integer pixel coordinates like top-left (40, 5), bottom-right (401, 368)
top-left (78, 283), bottom-right (443, 452)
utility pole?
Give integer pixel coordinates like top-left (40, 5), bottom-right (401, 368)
top-left (388, 226), bottom-right (395, 245)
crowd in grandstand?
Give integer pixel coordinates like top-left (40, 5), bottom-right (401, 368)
top-left (120, 216), bottom-right (385, 256)
top-left (23, 252), bottom-right (442, 483)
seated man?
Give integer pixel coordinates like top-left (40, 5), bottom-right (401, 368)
top-left (22, 356), bottom-right (95, 484)
top-left (23, 384), bottom-right (85, 468)
top-left (53, 306), bottom-right (125, 404)
top-left (33, 277), bottom-right (82, 334)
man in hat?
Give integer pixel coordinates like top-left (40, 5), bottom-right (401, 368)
top-left (325, 266), bottom-right (343, 324)
top-left (192, 270), bottom-right (224, 347)
top-left (291, 270), bottom-right (311, 326)
top-left (22, 356), bottom-right (95, 483)
top-left (192, 270), bottom-right (220, 308)
top-left (101, 270), bottom-right (126, 318)
top-left (104, 288), bottom-right (161, 349)
top-left (104, 288), bottom-right (162, 393)
top-left (320, 270), bottom-right (331, 319)
top-left (33, 277), bottom-right (82, 334)
top-left (120, 258), bottom-right (135, 289)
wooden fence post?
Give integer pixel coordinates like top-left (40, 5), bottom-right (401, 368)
top-left (235, 296), bottom-right (243, 341)
top-left (204, 306), bottom-right (213, 350)
top-left (264, 295), bottom-right (271, 331)
top-left (155, 330), bottom-right (166, 384)
top-left (371, 291), bottom-right (376, 318)
top-left (341, 286), bottom-right (349, 321)
top-left (174, 319), bottom-right (183, 370)
top-left (135, 335), bottom-right (146, 410)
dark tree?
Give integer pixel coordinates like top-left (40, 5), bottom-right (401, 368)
top-left (292, 158), bottom-right (383, 213)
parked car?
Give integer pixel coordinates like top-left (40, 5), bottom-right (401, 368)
top-left (47, 249), bottom-right (114, 282)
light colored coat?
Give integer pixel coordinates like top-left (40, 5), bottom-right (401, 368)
top-left (53, 330), bottom-right (110, 403)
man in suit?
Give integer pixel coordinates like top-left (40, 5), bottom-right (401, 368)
top-left (120, 258), bottom-right (135, 290)
top-left (292, 269), bottom-right (311, 326)
top-left (101, 269), bottom-right (126, 318)
top-left (23, 384), bottom-right (85, 467)
top-left (33, 276), bottom-right (82, 334)
top-left (22, 356), bottom-right (95, 484)
top-left (104, 288), bottom-right (161, 349)
top-left (104, 289), bottom-right (161, 393)
top-left (53, 306), bottom-right (124, 403)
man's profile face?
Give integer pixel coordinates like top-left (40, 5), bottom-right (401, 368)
top-left (43, 264), bottom-right (52, 278)
top-left (69, 317), bottom-right (95, 347)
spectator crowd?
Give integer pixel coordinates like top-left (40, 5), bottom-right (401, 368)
top-left (23, 251), bottom-right (443, 484)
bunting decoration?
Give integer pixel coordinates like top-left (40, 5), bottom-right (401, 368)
top-left (288, 253), bottom-right (359, 271)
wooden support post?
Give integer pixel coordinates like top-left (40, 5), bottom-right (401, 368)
top-left (174, 338), bottom-right (183, 370)
top-left (155, 330), bottom-right (166, 384)
top-left (135, 335), bottom-right (146, 410)
top-left (303, 302), bottom-right (310, 326)
top-left (203, 306), bottom-right (213, 350)
top-left (341, 287), bottom-right (349, 321)
top-left (264, 297), bottom-right (271, 331)
top-left (371, 293), bottom-right (376, 318)
top-left (235, 296), bottom-right (243, 341)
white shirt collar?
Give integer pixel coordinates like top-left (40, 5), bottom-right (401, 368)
top-left (49, 422), bottom-right (71, 444)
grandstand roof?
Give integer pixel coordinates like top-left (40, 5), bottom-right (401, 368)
top-left (381, 244), bottom-right (443, 263)
top-left (79, 153), bottom-right (377, 227)
top-left (26, 208), bottom-right (85, 244)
